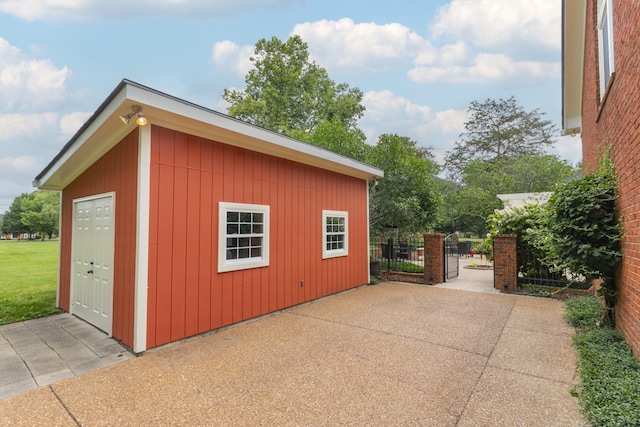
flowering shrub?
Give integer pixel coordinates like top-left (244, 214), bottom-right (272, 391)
top-left (485, 204), bottom-right (548, 247)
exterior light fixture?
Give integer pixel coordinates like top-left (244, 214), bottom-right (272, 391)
top-left (119, 105), bottom-right (147, 126)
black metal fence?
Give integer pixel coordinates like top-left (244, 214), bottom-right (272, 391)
top-left (370, 237), bottom-right (425, 273)
top-left (517, 243), bottom-right (589, 289)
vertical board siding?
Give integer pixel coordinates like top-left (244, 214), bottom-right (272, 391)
top-left (59, 129), bottom-right (139, 348)
top-left (147, 127), bottom-right (369, 349)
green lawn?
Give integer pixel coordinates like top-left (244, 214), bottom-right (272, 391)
top-left (0, 239), bottom-right (61, 325)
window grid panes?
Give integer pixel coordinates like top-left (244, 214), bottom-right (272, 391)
top-left (225, 211), bottom-right (264, 261)
top-left (325, 216), bottom-right (346, 251)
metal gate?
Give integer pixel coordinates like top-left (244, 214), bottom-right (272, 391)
top-left (444, 234), bottom-right (459, 280)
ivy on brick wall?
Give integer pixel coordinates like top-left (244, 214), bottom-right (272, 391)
top-left (486, 149), bottom-right (623, 324)
top-left (544, 150), bottom-right (622, 325)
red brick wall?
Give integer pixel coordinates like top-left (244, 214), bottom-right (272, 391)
top-left (493, 235), bottom-right (517, 292)
top-left (580, 1), bottom-right (640, 356)
top-left (423, 233), bottom-right (444, 284)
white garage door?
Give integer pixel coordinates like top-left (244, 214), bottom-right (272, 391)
top-left (71, 193), bottom-right (114, 335)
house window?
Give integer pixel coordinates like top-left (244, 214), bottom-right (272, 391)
top-left (218, 202), bottom-right (270, 272)
top-left (322, 210), bottom-right (348, 259)
top-left (597, 0), bottom-right (615, 99)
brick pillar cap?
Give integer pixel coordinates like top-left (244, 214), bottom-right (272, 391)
top-left (494, 234), bottom-right (517, 238)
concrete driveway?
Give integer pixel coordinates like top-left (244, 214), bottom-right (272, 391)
top-left (0, 282), bottom-right (584, 426)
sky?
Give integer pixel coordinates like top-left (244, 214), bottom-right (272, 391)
top-left (0, 0), bottom-right (582, 213)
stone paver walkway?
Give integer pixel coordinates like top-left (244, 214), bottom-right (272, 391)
top-left (0, 314), bottom-right (132, 400)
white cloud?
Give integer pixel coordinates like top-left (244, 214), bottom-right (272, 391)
top-left (0, 37), bottom-right (71, 109)
top-left (359, 90), bottom-right (468, 163)
top-left (422, 109), bottom-right (469, 136)
top-left (211, 15), bottom-right (559, 90)
top-left (431, 0), bottom-right (559, 53)
top-left (552, 135), bottom-right (583, 165)
top-left (211, 41), bottom-right (254, 78)
top-left (0, 155), bottom-right (36, 171)
top-left (362, 90), bottom-right (431, 124)
top-left (0, 113), bottom-right (59, 141)
top-left (408, 53), bottom-right (560, 84)
top-left (0, 0), bottom-right (293, 21)
top-left (59, 111), bottom-right (92, 136)
top-left (292, 18), bottom-right (433, 72)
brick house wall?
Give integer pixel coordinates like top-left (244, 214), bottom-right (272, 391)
top-left (580, 0), bottom-right (640, 356)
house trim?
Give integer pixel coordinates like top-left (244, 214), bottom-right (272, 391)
top-left (33, 79), bottom-right (383, 192)
top-left (561, 0), bottom-right (587, 136)
top-left (134, 125), bottom-right (151, 353)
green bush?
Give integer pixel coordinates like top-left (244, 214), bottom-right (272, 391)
top-left (486, 203), bottom-right (548, 246)
top-left (564, 295), bottom-right (605, 331)
top-left (546, 152), bottom-right (622, 324)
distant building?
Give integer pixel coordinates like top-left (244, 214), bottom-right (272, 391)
top-left (496, 192), bottom-right (552, 209)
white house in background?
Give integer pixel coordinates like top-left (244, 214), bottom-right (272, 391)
top-left (497, 192), bottom-right (552, 209)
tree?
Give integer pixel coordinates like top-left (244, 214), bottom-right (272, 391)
top-left (445, 96), bottom-right (557, 179)
top-left (367, 134), bottom-right (440, 234)
top-left (1, 193), bottom-right (29, 235)
top-left (20, 191), bottom-right (60, 239)
top-left (288, 118), bottom-right (369, 162)
top-left (436, 154), bottom-right (578, 236)
top-left (223, 35), bottom-right (365, 134)
top-left (1, 191), bottom-right (59, 239)
top-left (462, 154), bottom-right (577, 194)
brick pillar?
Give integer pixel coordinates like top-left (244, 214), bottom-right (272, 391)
top-left (424, 233), bottom-right (445, 284)
top-left (493, 234), bottom-right (517, 291)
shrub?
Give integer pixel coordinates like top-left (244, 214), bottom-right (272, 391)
top-left (486, 203), bottom-right (548, 247)
top-left (546, 152), bottom-right (622, 324)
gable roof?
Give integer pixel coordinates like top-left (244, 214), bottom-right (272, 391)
top-left (561, 0), bottom-right (587, 136)
top-left (34, 79), bottom-right (383, 190)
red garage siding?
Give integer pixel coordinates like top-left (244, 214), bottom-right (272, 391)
top-left (59, 129), bottom-right (139, 348)
top-left (580, 1), bottom-right (640, 356)
top-left (146, 126), bottom-right (369, 349)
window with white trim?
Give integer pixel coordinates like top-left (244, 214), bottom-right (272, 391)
top-left (598, 0), bottom-right (615, 99)
top-left (322, 210), bottom-right (348, 259)
top-left (218, 202), bottom-right (270, 272)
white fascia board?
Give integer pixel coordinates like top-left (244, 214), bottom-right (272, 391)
top-left (33, 88), bottom-right (130, 190)
top-left (123, 84), bottom-right (384, 181)
top-left (34, 80), bottom-right (383, 191)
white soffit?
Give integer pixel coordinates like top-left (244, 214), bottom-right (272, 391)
top-left (34, 80), bottom-right (383, 190)
top-left (562, 0), bottom-right (587, 135)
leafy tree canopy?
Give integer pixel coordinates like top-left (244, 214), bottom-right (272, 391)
top-left (1, 191), bottom-right (60, 239)
top-left (223, 35), bottom-right (365, 134)
top-left (1, 193), bottom-right (29, 235)
top-left (436, 154), bottom-right (578, 236)
top-left (287, 118), bottom-right (368, 162)
top-left (367, 134), bottom-right (440, 234)
top-left (462, 154), bottom-right (578, 194)
top-left (445, 96), bottom-right (557, 179)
